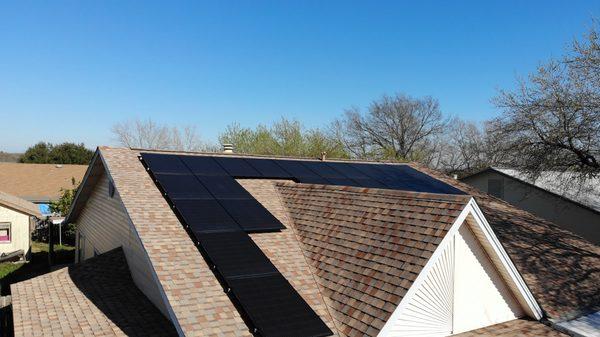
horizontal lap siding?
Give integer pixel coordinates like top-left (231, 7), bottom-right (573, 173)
top-left (77, 172), bottom-right (170, 318)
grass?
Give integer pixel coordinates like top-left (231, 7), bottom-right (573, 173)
top-left (0, 241), bottom-right (75, 295)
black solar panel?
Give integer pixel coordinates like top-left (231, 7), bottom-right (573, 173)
top-left (213, 157), bottom-right (262, 177)
top-left (173, 199), bottom-right (240, 233)
top-left (299, 161), bottom-right (343, 179)
top-left (153, 174), bottom-right (212, 199)
top-left (180, 155), bottom-right (228, 176)
top-left (195, 176), bottom-right (253, 199)
top-left (325, 162), bottom-right (370, 179)
top-left (275, 160), bottom-right (321, 179)
top-left (324, 177), bottom-right (358, 186)
top-left (348, 178), bottom-right (388, 188)
top-left (142, 153), bottom-right (190, 174)
top-left (295, 176), bottom-right (330, 185)
top-left (229, 274), bottom-right (333, 337)
top-left (244, 158), bottom-right (293, 179)
top-left (219, 199), bottom-right (285, 232)
top-left (197, 231), bottom-right (278, 279)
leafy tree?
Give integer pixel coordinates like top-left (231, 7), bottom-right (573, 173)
top-left (49, 178), bottom-right (78, 216)
top-left (219, 118), bottom-right (349, 158)
top-left (19, 142), bottom-right (51, 163)
top-left (49, 143), bottom-right (94, 164)
top-left (20, 142), bottom-right (93, 164)
top-left (491, 23), bottom-right (600, 180)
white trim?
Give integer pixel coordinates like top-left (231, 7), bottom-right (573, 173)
top-left (468, 200), bottom-right (543, 319)
top-left (377, 198), bottom-right (543, 337)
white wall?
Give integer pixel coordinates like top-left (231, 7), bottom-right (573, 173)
top-left (453, 225), bottom-right (523, 334)
top-left (379, 220), bottom-right (525, 337)
top-left (0, 205), bottom-right (31, 260)
top-left (76, 170), bottom-right (170, 318)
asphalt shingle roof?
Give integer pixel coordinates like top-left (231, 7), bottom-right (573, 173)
top-left (11, 248), bottom-right (178, 337)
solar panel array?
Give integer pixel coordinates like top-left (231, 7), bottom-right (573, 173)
top-left (140, 152), bottom-right (463, 337)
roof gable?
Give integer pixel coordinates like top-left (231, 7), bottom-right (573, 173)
top-left (0, 190), bottom-right (41, 217)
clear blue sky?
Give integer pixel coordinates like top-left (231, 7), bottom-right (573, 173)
top-left (1, 1), bottom-right (598, 152)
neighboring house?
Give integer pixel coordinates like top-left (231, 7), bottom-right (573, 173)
top-left (0, 162), bottom-right (87, 215)
top-left (10, 147), bottom-right (600, 337)
top-left (461, 167), bottom-right (600, 245)
top-left (0, 190), bottom-right (41, 260)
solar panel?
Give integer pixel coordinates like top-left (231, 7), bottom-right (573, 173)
top-left (153, 174), bottom-right (212, 199)
top-left (350, 178), bottom-right (388, 189)
top-left (141, 153), bottom-right (190, 174)
top-left (173, 199), bottom-right (240, 233)
top-left (213, 157), bottom-right (262, 177)
top-left (295, 176), bottom-right (330, 185)
top-left (244, 158), bottom-right (293, 179)
top-left (219, 199), bottom-right (285, 231)
top-left (197, 231), bottom-right (278, 279)
top-left (324, 177), bottom-right (358, 186)
top-left (325, 162), bottom-right (369, 179)
top-left (195, 176), bottom-right (253, 199)
top-left (180, 155), bottom-right (228, 176)
top-left (275, 160), bottom-right (321, 179)
top-left (299, 161), bottom-right (343, 179)
top-left (229, 274), bottom-right (333, 337)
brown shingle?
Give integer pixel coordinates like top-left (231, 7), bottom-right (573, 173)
top-left (276, 182), bottom-right (470, 337)
top-left (452, 318), bottom-right (566, 336)
top-left (11, 248), bottom-right (178, 337)
top-left (0, 162), bottom-right (87, 202)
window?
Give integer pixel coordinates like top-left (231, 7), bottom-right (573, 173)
top-left (488, 179), bottom-right (504, 199)
top-left (0, 223), bottom-right (11, 243)
top-left (108, 181), bottom-right (115, 198)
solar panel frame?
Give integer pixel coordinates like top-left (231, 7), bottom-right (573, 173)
top-left (173, 199), bottom-right (241, 233)
top-left (180, 155), bottom-right (229, 176)
top-left (195, 176), bottom-right (253, 199)
top-left (196, 231), bottom-right (278, 279)
top-left (228, 274), bottom-right (333, 337)
top-left (218, 198), bottom-right (285, 232)
top-left (244, 158), bottom-right (293, 179)
top-left (141, 153), bottom-right (191, 174)
top-left (213, 157), bottom-right (262, 178)
top-left (153, 173), bottom-right (213, 200)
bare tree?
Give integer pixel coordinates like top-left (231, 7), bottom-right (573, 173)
top-left (333, 93), bottom-right (448, 163)
top-left (111, 118), bottom-right (213, 151)
top-left (491, 24), bottom-right (600, 180)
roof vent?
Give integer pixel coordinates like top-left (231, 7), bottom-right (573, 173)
top-left (320, 151), bottom-right (327, 161)
top-left (222, 143), bottom-right (234, 154)
top-left (55, 164), bottom-right (63, 168)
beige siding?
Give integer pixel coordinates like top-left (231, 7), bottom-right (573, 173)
top-left (76, 171), bottom-right (170, 317)
top-left (0, 205), bottom-right (31, 259)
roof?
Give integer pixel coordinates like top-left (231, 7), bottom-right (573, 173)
top-left (0, 190), bottom-right (41, 217)
top-left (414, 163), bottom-right (600, 320)
top-left (0, 162), bottom-right (87, 202)
top-left (11, 247), bottom-right (178, 337)
top-left (60, 147), bottom-right (600, 336)
top-left (452, 319), bottom-right (566, 336)
top-left (276, 183), bottom-right (469, 336)
top-left (463, 167), bottom-right (600, 214)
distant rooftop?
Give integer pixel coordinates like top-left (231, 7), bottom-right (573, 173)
top-left (0, 162), bottom-right (87, 203)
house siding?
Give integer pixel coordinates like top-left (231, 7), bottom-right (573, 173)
top-left (0, 205), bottom-right (31, 260)
top-left (462, 171), bottom-right (600, 244)
top-left (76, 171), bottom-right (170, 318)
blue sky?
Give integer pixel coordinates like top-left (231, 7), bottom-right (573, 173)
top-left (0, 1), bottom-right (598, 152)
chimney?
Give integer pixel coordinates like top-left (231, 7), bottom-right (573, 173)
top-left (222, 143), bottom-right (234, 154)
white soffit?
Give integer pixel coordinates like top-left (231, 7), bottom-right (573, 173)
top-left (377, 199), bottom-right (543, 337)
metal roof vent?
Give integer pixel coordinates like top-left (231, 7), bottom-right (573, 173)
top-left (222, 143), bottom-right (234, 154)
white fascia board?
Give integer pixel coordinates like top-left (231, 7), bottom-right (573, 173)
top-left (467, 199), bottom-right (543, 320)
top-left (377, 198), bottom-right (543, 337)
